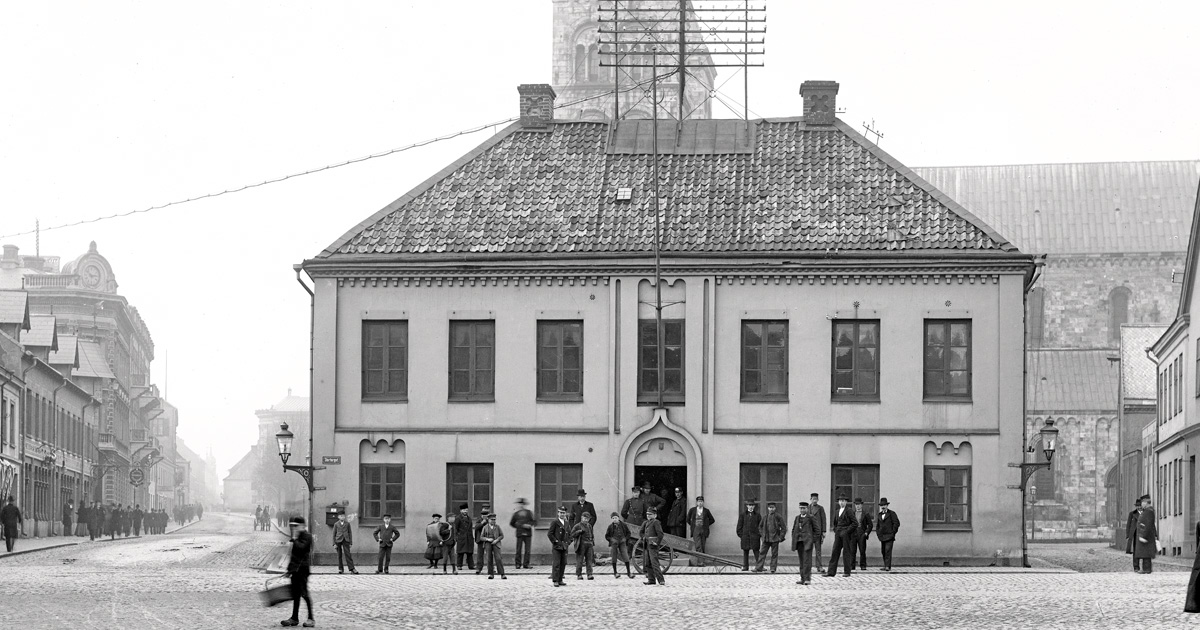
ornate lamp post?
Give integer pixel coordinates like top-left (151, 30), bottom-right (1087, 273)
top-left (1009, 418), bottom-right (1059, 567)
top-left (275, 423), bottom-right (323, 493)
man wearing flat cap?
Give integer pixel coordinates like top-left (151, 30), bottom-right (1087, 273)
top-left (473, 505), bottom-right (492, 574)
top-left (686, 496), bottom-right (715, 566)
top-left (639, 506), bottom-right (666, 585)
top-left (666, 487), bottom-right (687, 538)
top-left (875, 498), bottom-right (900, 571)
top-left (621, 486), bottom-right (647, 528)
top-left (791, 501), bottom-right (820, 585)
top-left (824, 494), bottom-right (857, 577)
top-left (548, 505), bottom-right (571, 586)
top-left (754, 502), bottom-right (787, 573)
top-left (479, 513), bottom-right (507, 580)
top-left (569, 489), bottom-right (597, 532)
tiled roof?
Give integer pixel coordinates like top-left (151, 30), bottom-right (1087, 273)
top-left (1120, 325), bottom-right (1168, 400)
top-left (23, 315), bottom-right (57, 350)
top-left (911, 161), bottom-right (1200, 255)
top-left (1027, 349), bottom-right (1119, 412)
top-left (271, 394), bottom-right (309, 414)
top-left (0, 291), bottom-right (29, 328)
top-left (48, 334), bottom-right (79, 368)
top-left (75, 340), bottom-right (115, 379)
top-left (322, 119), bottom-right (1017, 258)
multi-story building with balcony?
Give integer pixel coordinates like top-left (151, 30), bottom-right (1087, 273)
top-left (300, 80), bottom-right (1037, 564)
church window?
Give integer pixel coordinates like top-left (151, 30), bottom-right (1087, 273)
top-left (1027, 287), bottom-right (1045, 348)
top-left (1108, 286), bottom-right (1131, 344)
top-left (575, 44), bottom-right (587, 82)
top-left (587, 43), bottom-right (598, 82)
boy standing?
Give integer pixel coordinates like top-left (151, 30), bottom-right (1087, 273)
top-left (479, 513), bottom-right (507, 579)
top-left (571, 512), bottom-right (596, 580)
top-left (373, 514), bottom-right (400, 574)
top-left (604, 512), bottom-right (633, 578)
top-left (639, 506), bottom-right (665, 586)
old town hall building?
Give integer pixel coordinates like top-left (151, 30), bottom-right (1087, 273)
top-left (301, 81), bottom-right (1037, 564)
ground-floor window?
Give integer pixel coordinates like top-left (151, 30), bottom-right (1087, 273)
top-left (447, 463), bottom-right (493, 519)
top-left (831, 465), bottom-right (879, 514)
top-left (924, 465), bottom-right (970, 528)
top-left (739, 463), bottom-right (787, 520)
top-left (360, 464), bottom-right (405, 524)
top-left (535, 464), bottom-right (582, 526)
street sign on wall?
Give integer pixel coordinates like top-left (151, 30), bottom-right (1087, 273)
top-left (129, 467), bottom-right (145, 487)
top-left (321, 456), bottom-right (341, 465)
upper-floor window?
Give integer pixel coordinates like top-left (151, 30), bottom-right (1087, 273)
top-left (741, 320), bottom-right (788, 401)
top-left (1108, 286), bottom-right (1131, 344)
top-left (638, 319), bottom-right (684, 404)
top-left (362, 321), bottom-right (408, 401)
top-left (832, 320), bottom-right (879, 401)
top-left (924, 320), bottom-right (972, 400)
top-left (1027, 287), bottom-right (1045, 348)
top-left (449, 321), bottom-right (495, 401)
top-left (537, 321), bottom-right (583, 401)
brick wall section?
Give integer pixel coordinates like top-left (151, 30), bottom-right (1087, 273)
top-left (1034, 253), bottom-right (1183, 348)
top-left (1026, 414), bottom-right (1119, 539)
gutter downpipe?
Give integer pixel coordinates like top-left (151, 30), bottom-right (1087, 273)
top-left (50, 379), bottom-right (66, 535)
top-left (1020, 255), bottom-right (1045, 568)
top-left (20, 354), bottom-right (37, 532)
top-left (295, 264), bottom-right (316, 561)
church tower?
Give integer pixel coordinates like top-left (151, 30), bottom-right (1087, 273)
top-left (551, 0), bottom-right (716, 121)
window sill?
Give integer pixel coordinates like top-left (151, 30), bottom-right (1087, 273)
top-left (831, 397), bottom-right (880, 404)
top-left (358, 520), bottom-right (406, 528)
top-left (536, 398), bottom-right (584, 404)
top-left (448, 398), bottom-right (496, 404)
top-left (362, 397), bottom-right (409, 404)
top-left (923, 523), bottom-right (971, 532)
top-left (923, 397), bottom-right (973, 404)
top-left (637, 399), bottom-right (685, 407)
top-left (740, 396), bottom-right (790, 403)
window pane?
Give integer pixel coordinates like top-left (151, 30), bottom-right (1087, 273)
top-left (664, 370), bottom-right (682, 393)
top-left (452, 371), bottom-right (470, 393)
top-left (366, 347), bottom-right (384, 370)
top-left (476, 347), bottom-right (493, 370)
top-left (388, 347), bottom-right (405, 370)
top-left (539, 370), bottom-right (558, 394)
top-left (927, 486), bottom-right (945, 504)
top-left (640, 323), bottom-right (657, 346)
top-left (386, 485), bottom-right (403, 502)
top-left (857, 347), bottom-right (877, 370)
top-left (743, 323), bottom-right (762, 347)
top-left (642, 370), bottom-right (658, 393)
top-left (924, 371), bottom-right (945, 396)
top-left (540, 350), bottom-right (560, 370)
top-left (664, 346), bottom-right (682, 370)
top-left (563, 347), bottom-right (581, 371)
top-left (765, 347), bottom-right (786, 371)
top-left (948, 505), bottom-right (966, 523)
top-left (664, 322), bottom-right (683, 346)
top-left (475, 466), bottom-right (491, 483)
top-left (927, 504), bottom-right (945, 522)
top-left (766, 324), bottom-right (786, 347)
top-left (834, 371), bottom-right (853, 391)
top-left (948, 487), bottom-right (966, 504)
top-left (389, 324), bottom-right (406, 346)
top-left (834, 468), bottom-right (853, 484)
top-left (451, 347), bottom-right (471, 369)
top-left (834, 347), bottom-right (853, 370)
top-left (450, 466), bottom-right (467, 483)
top-left (641, 346), bottom-right (658, 368)
top-left (949, 348), bottom-right (968, 370)
top-left (541, 325), bottom-right (561, 347)
top-left (367, 484), bottom-right (381, 501)
top-left (475, 324), bottom-right (494, 347)
top-left (926, 468), bottom-right (945, 487)
top-left (857, 371), bottom-right (877, 395)
top-left (925, 346), bottom-right (945, 370)
top-left (859, 324), bottom-right (877, 346)
top-left (476, 371), bottom-right (494, 394)
top-left (366, 371), bottom-right (384, 393)
top-left (452, 324), bottom-right (471, 346)
top-left (766, 466), bottom-right (784, 484)
top-left (367, 324), bottom-right (385, 346)
top-left (764, 371), bottom-right (786, 395)
top-left (949, 371), bottom-right (970, 395)
top-left (562, 370), bottom-right (581, 393)
top-left (950, 324), bottom-right (969, 346)
top-left (562, 325), bottom-right (581, 347)
top-left (743, 370), bottom-right (761, 393)
top-left (744, 347), bottom-right (761, 370)
top-left (948, 468), bottom-right (968, 486)
top-left (926, 324), bottom-right (944, 346)
top-left (835, 324), bottom-right (854, 347)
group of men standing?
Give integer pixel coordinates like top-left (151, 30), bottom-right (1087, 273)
top-left (0, 495), bottom-right (181, 553)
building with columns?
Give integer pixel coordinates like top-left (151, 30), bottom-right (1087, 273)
top-left (301, 80), bottom-right (1036, 564)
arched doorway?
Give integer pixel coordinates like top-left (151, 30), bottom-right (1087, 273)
top-left (618, 409), bottom-right (703, 511)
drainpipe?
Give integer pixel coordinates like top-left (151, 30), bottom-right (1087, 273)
top-left (20, 353), bottom-right (37, 525)
top-left (295, 264), bottom-right (316, 554)
top-left (50, 380), bottom-right (66, 535)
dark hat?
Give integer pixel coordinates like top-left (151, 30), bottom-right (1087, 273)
top-left (798, 501), bottom-right (809, 507)
top-left (674, 487), bottom-right (683, 493)
top-left (459, 503), bottom-right (470, 510)
top-left (853, 498), bottom-right (863, 505)
top-left (382, 513), bottom-right (392, 519)
top-left (641, 482), bottom-right (652, 489)
top-left (646, 507), bottom-right (657, 514)
top-left (581, 512), bottom-right (592, 519)
top-left (879, 498), bottom-right (889, 506)
top-left (695, 495), bottom-right (704, 501)
top-left (837, 494), bottom-right (848, 501)
top-left (487, 513), bottom-right (497, 520)
top-left (810, 492), bottom-right (819, 498)
top-left (611, 512), bottom-right (620, 518)
top-left (577, 489), bottom-right (587, 496)
top-left (632, 486), bottom-right (641, 492)
top-left (767, 502), bottom-right (777, 508)
top-left (745, 498), bottom-right (756, 504)
top-left (432, 513), bottom-right (442, 519)
top-left (481, 508), bottom-right (490, 515)
top-left (516, 497), bottom-right (528, 505)
top-left (1140, 495), bottom-right (1152, 502)
top-left (557, 505), bottom-right (568, 512)
top-left (290, 516), bottom-right (306, 525)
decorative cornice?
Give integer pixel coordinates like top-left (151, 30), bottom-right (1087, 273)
top-left (1044, 251), bottom-right (1185, 269)
top-left (712, 428), bottom-right (1000, 436)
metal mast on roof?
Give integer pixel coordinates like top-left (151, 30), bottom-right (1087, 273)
top-left (598, 1), bottom-right (765, 407)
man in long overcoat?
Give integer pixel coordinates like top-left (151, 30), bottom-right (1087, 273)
top-left (548, 505), bottom-right (571, 587)
top-left (665, 487), bottom-right (687, 538)
top-left (1133, 495), bottom-right (1158, 574)
top-left (735, 499), bottom-right (761, 571)
top-left (875, 498), bottom-right (900, 571)
top-left (569, 489), bottom-right (597, 531)
top-left (61, 500), bottom-right (74, 537)
top-left (453, 503), bottom-right (475, 571)
top-left (851, 498), bottom-right (874, 570)
top-left (473, 505), bottom-right (492, 574)
top-left (1126, 499), bottom-right (1141, 566)
top-left (1, 496), bottom-right (22, 552)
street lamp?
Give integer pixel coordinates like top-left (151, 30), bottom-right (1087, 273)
top-left (1009, 418), bottom-right (1059, 567)
top-left (274, 423), bottom-right (323, 493)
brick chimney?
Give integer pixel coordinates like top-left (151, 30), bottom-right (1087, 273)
top-left (800, 80), bottom-right (839, 125)
top-left (1, 245), bottom-right (17, 270)
top-left (518, 84), bottom-right (557, 128)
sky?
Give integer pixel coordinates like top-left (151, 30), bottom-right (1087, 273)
top-left (1, 1), bottom-right (1198, 485)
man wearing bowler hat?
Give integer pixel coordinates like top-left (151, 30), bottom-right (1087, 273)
top-left (736, 499), bottom-right (762, 571)
top-left (453, 503), bottom-right (476, 571)
top-left (510, 498), bottom-right (535, 569)
top-left (569, 489), bottom-right (597, 531)
top-left (851, 498), bottom-right (874, 571)
top-left (875, 498), bottom-right (900, 571)
top-left (824, 494), bottom-right (857, 577)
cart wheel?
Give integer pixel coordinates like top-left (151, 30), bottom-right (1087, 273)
top-left (632, 545), bottom-right (674, 574)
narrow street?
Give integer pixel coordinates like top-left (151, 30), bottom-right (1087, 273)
top-left (0, 513), bottom-right (1195, 629)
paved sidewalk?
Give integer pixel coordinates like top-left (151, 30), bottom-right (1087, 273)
top-left (309, 562), bottom-right (1072, 575)
top-left (0, 517), bottom-right (202, 559)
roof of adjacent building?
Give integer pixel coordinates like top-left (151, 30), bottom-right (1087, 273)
top-left (1120, 325), bottom-right (1168, 401)
top-left (23, 315), bottom-right (57, 350)
top-left (911, 161), bottom-right (1200, 255)
top-left (0, 291), bottom-right (29, 329)
top-left (224, 447), bottom-right (259, 481)
top-left (258, 390), bottom-right (309, 415)
top-left (75, 340), bottom-right (115, 379)
top-left (48, 334), bottom-right (79, 368)
top-left (1027, 348), bottom-right (1119, 412)
top-left (1177, 177), bottom-right (1200, 319)
top-left (318, 118), bottom-right (1020, 259)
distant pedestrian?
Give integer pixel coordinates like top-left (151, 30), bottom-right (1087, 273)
top-left (639, 506), bottom-right (665, 586)
top-left (686, 496), bottom-right (714, 566)
top-left (875, 498), bottom-right (900, 571)
top-left (479, 513), bottom-right (506, 580)
top-left (735, 499), bottom-right (761, 571)
top-left (453, 503), bottom-right (475, 571)
top-left (851, 498), bottom-right (873, 570)
top-left (825, 495), bottom-right (858, 577)
top-left (61, 499), bottom-right (74, 537)
top-left (254, 505), bottom-right (262, 531)
top-left (791, 501), bottom-right (820, 585)
top-left (1133, 495), bottom-right (1157, 574)
top-left (1127, 499), bottom-right (1142, 570)
top-left (571, 512), bottom-right (595, 580)
top-left (424, 513), bottom-right (445, 569)
top-left (1, 496), bottom-right (22, 552)
top-left (604, 512), bottom-right (633, 578)
top-left (280, 516), bottom-right (315, 628)
top-left (1185, 520), bottom-right (1200, 612)
top-left (509, 498), bottom-right (535, 569)
top-left (77, 502), bottom-right (90, 538)
top-left (331, 512), bottom-right (358, 574)
top-left (754, 502), bottom-right (786, 573)
top-left (373, 514), bottom-right (400, 574)
top-left (809, 493), bottom-right (827, 573)
top-left (132, 505), bottom-right (143, 537)
top-left (548, 505), bottom-right (570, 587)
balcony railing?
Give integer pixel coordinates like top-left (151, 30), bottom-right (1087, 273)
top-left (24, 274), bottom-right (80, 289)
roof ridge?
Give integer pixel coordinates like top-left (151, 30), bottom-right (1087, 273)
top-left (913, 159), bottom-right (1200, 169)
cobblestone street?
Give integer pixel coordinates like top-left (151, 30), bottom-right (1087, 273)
top-left (0, 513), bottom-right (1196, 629)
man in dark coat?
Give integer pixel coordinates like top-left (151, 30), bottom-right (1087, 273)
top-left (510, 498), bottom-right (535, 569)
top-left (809, 493), bottom-right (827, 573)
top-left (620, 486), bottom-right (647, 561)
top-left (686, 496), bottom-right (715, 566)
top-left (132, 505), bottom-right (143, 537)
top-left (332, 511), bottom-right (358, 574)
top-left (61, 500), bottom-right (74, 537)
top-left (791, 501), bottom-right (821, 585)
top-left (639, 506), bottom-right (666, 586)
top-left (735, 499), bottom-right (761, 571)
top-left (77, 502), bottom-right (90, 538)
top-left (1133, 495), bottom-right (1157, 574)
top-left (569, 489), bottom-right (597, 531)
top-left (473, 505), bottom-right (492, 574)
top-left (1, 496), bottom-right (22, 552)
top-left (1126, 499), bottom-right (1141, 567)
top-left (641, 482), bottom-right (664, 514)
top-left (875, 498), bottom-right (900, 571)
top-left (88, 502), bottom-right (103, 540)
top-left (548, 505), bottom-right (571, 587)
top-left (453, 503), bottom-right (475, 571)
top-left (479, 513), bottom-right (507, 580)
top-left (851, 498), bottom-right (874, 570)
top-left (754, 502), bottom-right (787, 573)
top-left (281, 516), bottom-right (314, 627)
top-left (372, 513), bottom-right (400, 574)
top-left (825, 495), bottom-right (858, 577)
top-left (665, 487), bottom-right (687, 538)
